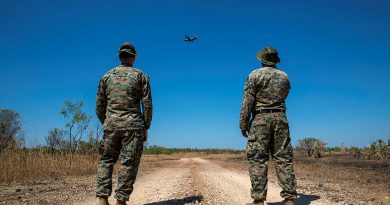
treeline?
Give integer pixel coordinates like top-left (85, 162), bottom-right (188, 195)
top-left (144, 145), bottom-right (244, 155)
top-left (296, 137), bottom-right (390, 159)
top-left (1, 104), bottom-right (389, 160)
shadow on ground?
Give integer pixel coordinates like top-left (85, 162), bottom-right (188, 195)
top-left (267, 194), bottom-right (320, 205)
top-left (144, 195), bottom-right (203, 205)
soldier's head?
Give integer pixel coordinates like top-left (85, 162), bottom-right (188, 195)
top-left (256, 46), bottom-right (280, 67)
top-left (119, 42), bottom-right (138, 65)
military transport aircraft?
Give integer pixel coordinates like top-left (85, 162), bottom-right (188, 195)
top-left (184, 35), bottom-right (198, 42)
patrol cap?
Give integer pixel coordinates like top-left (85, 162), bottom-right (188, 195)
top-left (119, 42), bottom-right (138, 56)
top-left (256, 46), bottom-right (280, 66)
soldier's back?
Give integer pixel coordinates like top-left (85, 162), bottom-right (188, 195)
top-left (250, 67), bottom-right (290, 110)
top-left (102, 65), bottom-right (148, 130)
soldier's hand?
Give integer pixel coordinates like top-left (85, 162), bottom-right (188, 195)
top-left (241, 129), bottom-right (248, 138)
top-left (144, 129), bottom-right (148, 141)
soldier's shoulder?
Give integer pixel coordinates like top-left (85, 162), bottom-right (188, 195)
top-left (249, 68), bottom-right (261, 75)
top-left (248, 67), bottom-right (267, 78)
top-left (131, 67), bottom-right (146, 75)
top-left (104, 66), bottom-right (122, 75)
top-left (275, 69), bottom-right (289, 78)
top-left (132, 67), bottom-right (150, 79)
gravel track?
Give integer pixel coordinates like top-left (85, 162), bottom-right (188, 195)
top-left (80, 158), bottom-right (334, 205)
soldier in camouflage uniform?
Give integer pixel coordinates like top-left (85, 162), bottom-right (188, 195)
top-left (240, 47), bottom-right (297, 205)
top-left (96, 42), bottom-right (152, 205)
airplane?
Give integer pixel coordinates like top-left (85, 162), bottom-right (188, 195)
top-left (184, 35), bottom-right (198, 42)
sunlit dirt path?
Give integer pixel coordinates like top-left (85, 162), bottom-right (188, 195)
top-left (79, 158), bottom-right (334, 205)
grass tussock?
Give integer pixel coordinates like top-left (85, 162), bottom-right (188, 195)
top-left (0, 149), bottom-right (99, 183)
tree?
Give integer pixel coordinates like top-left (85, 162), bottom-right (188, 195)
top-left (60, 100), bottom-right (91, 154)
top-left (297, 137), bottom-right (326, 158)
top-left (45, 128), bottom-right (64, 155)
top-left (0, 109), bottom-right (24, 152)
top-left (366, 139), bottom-right (389, 159)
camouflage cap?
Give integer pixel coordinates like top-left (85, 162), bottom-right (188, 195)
top-left (119, 42), bottom-right (138, 56)
top-left (256, 46), bottom-right (280, 66)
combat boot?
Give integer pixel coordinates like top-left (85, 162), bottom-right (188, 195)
top-left (98, 197), bottom-right (109, 205)
top-left (246, 199), bottom-right (264, 205)
top-left (116, 200), bottom-right (127, 205)
top-left (284, 198), bottom-right (294, 205)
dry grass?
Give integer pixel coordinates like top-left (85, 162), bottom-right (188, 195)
top-left (0, 150), bottom-right (185, 183)
top-left (0, 152), bottom-right (182, 205)
top-left (209, 152), bottom-right (390, 204)
top-left (2, 150), bottom-right (389, 204)
top-left (293, 153), bottom-right (390, 204)
top-left (6, 150), bottom-right (388, 204)
top-left (0, 149), bottom-right (98, 183)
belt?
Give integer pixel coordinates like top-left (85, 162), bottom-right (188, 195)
top-left (254, 109), bottom-right (285, 114)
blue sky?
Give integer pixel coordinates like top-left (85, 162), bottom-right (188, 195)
top-left (1, 0), bottom-right (389, 149)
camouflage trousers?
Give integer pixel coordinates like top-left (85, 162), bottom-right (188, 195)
top-left (96, 129), bottom-right (145, 201)
top-left (246, 112), bottom-right (297, 201)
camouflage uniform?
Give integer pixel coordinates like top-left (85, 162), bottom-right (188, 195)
top-left (240, 47), bottom-right (297, 201)
top-left (96, 43), bottom-right (152, 202)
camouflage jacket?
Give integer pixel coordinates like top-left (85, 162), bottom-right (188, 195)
top-left (96, 65), bottom-right (153, 130)
top-left (239, 66), bottom-right (290, 131)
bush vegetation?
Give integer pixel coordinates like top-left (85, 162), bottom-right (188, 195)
top-left (143, 145), bottom-right (244, 156)
top-left (1, 104), bottom-right (389, 184)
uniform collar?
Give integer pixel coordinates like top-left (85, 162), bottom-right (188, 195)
top-left (120, 64), bottom-right (133, 67)
top-left (262, 66), bottom-right (278, 70)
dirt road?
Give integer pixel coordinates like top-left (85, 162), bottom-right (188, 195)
top-left (79, 158), bottom-right (334, 205)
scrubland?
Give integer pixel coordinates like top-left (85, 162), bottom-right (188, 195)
top-left (0, 150), bottom-right (389, 205)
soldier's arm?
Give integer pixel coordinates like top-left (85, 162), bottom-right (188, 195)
top-left (141, 74), bottom-right (153, 130)
top-left (285, 75), bottom-right (291, 98)
top-left (239, 74), bottom-right (256, 131)
top-left (287, 77), bottom-right (291, 91)
top-left (96, 77), bottom-right (107, 124)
